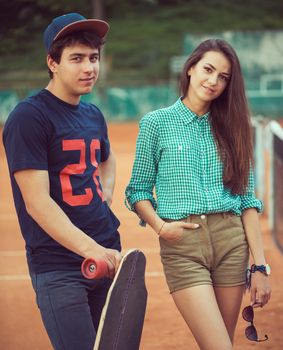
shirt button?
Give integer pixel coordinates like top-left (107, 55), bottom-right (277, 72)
top-left (201, 215), bottom-right (206, 220)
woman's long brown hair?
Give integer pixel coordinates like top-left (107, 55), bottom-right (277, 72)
top-left (180, 39), bottom-right (253, 195)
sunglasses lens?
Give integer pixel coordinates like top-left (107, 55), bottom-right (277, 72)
top-left (242, 305), bottom-right (268, 342)
top-left (242, 305), bottom-right (254, 322)
top-left (245, 325), bottom-right (258, 341)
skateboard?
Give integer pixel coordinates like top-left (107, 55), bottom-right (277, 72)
top-left (81, 249), bottom-right (147, 350)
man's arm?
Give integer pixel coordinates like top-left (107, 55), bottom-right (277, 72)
top-left (99, 150), bottom-right (116, 206)
top-left (14, 169), bottom-right (121, 276)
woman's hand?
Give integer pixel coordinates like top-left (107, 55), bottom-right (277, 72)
top-left (159, 221), bottom-right (199, 242)
top-left (250, 272), bottom-right (271, 308)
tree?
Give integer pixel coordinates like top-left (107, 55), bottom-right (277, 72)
top-left (92, 0), bottom-right (105, 19)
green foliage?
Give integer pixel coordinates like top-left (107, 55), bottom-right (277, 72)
top-left (0, 0), bottom-right (283, 87)
top-left (105, 0), bottom-right (283, 83)
top-left (0, 0), bottom-right (91, 55)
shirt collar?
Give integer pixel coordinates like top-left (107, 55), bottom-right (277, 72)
top-left (173, 97), bottom-right (209, 125)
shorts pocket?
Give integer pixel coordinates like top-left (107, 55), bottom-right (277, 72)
top-left (159, 226), bottom-right (201, 258)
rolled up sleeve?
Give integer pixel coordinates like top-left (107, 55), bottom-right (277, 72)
top-left (240, 169), bottom-right (263, 213)
top-left (125, 114), bottom-right (159, 213)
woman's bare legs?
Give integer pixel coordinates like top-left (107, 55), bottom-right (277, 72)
top-left (172, 284), bottom-right (244, 350)
top-left (214, 285), bottom-right (245, 342)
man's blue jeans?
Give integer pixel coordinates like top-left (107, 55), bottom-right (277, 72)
top-left (30, 270), bottom-right (112, 350)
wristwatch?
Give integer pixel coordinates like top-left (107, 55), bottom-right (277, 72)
top-left (250, 264), bottom-right (271, 276)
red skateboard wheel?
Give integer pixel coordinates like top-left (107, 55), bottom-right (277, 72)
top-left (81, 258), bottom-right (108, 279)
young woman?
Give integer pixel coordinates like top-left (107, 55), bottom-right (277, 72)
top-left (125, 39), bottom-right (271, 350)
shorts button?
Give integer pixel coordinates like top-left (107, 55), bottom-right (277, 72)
top-left (200, 215), bottom-right (206, 220)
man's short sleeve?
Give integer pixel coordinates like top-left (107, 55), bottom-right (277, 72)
top-left (3, 101), bottom-right (49, 174)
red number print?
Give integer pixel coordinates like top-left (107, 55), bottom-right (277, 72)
top-left (60, 139), bottom-right (103, 206)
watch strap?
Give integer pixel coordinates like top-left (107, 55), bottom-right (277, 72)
top-left (245, 264), bottom-right (270, 290)
top-left (251, 264), bottom-right (266, 274)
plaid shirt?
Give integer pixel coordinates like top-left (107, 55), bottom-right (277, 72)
top-left (125, 98), bottom-right (262, 220)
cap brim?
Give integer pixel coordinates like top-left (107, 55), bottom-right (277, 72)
top-left (54, 19), bottom-right (110, 41)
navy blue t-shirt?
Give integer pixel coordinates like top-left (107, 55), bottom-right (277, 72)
top-left (3, 89), bottom-right (121, 273)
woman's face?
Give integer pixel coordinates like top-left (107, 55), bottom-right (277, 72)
top-left (187, 50), bottom-right (231, 109)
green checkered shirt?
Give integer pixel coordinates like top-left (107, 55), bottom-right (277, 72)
top-left (125, 98), bottom-right (262, 221)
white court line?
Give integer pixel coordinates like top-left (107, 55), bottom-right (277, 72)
top-left (0, 249), bottom-right (159, 257)
top-left (0, 274), bottom-right (30, 281)
top-left (0, 251), bottom-right (26, 256)
top-left (0, 271), bottom-right (163, 281)
top-left (123, 248), bottom-right (159, 254)
top-left (146, 271), bottom-right (163, 277)
top-left (0, 248), bottom-right (162, 280)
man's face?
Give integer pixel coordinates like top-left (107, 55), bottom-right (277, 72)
top-left (48, 43), bottom-right (100, 104)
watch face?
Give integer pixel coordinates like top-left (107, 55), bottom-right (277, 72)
top-left (265, 264), bottom-right (271, 275)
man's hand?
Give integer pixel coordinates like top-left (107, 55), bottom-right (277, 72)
top-left (86, 245), bottom-right (122, 278)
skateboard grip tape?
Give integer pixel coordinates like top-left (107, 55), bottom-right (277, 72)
top-left (81, 258), bottom-right (108, 279)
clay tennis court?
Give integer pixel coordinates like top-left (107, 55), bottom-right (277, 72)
top-left (0, 122), bottom-right (282, 349)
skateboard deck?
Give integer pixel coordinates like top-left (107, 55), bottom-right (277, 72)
top-left (82, 249), bottom-right (147, 350)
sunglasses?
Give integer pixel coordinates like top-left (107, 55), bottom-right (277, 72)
top-left (242, 306), bottom-right (268, 342)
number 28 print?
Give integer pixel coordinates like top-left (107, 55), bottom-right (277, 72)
top-left (59, 139), bottom-right (103, 206)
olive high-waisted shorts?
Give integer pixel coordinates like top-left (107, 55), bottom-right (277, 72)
top-left (159, 212), bottom-right (249, 293)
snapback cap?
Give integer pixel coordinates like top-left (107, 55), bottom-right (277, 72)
top-left (43, 13), bottom-right (110, 52)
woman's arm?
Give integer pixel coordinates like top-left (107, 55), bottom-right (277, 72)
top-left (241, 208), bottom-right (271, 307)
top-left (135, 200), bottom-right (199, 241)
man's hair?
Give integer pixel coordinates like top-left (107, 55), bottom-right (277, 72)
top-left (48, 31), bottom-right (105, 78)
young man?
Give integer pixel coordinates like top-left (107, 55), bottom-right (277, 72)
top-left (3, 13), bottom-right (122, 350)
